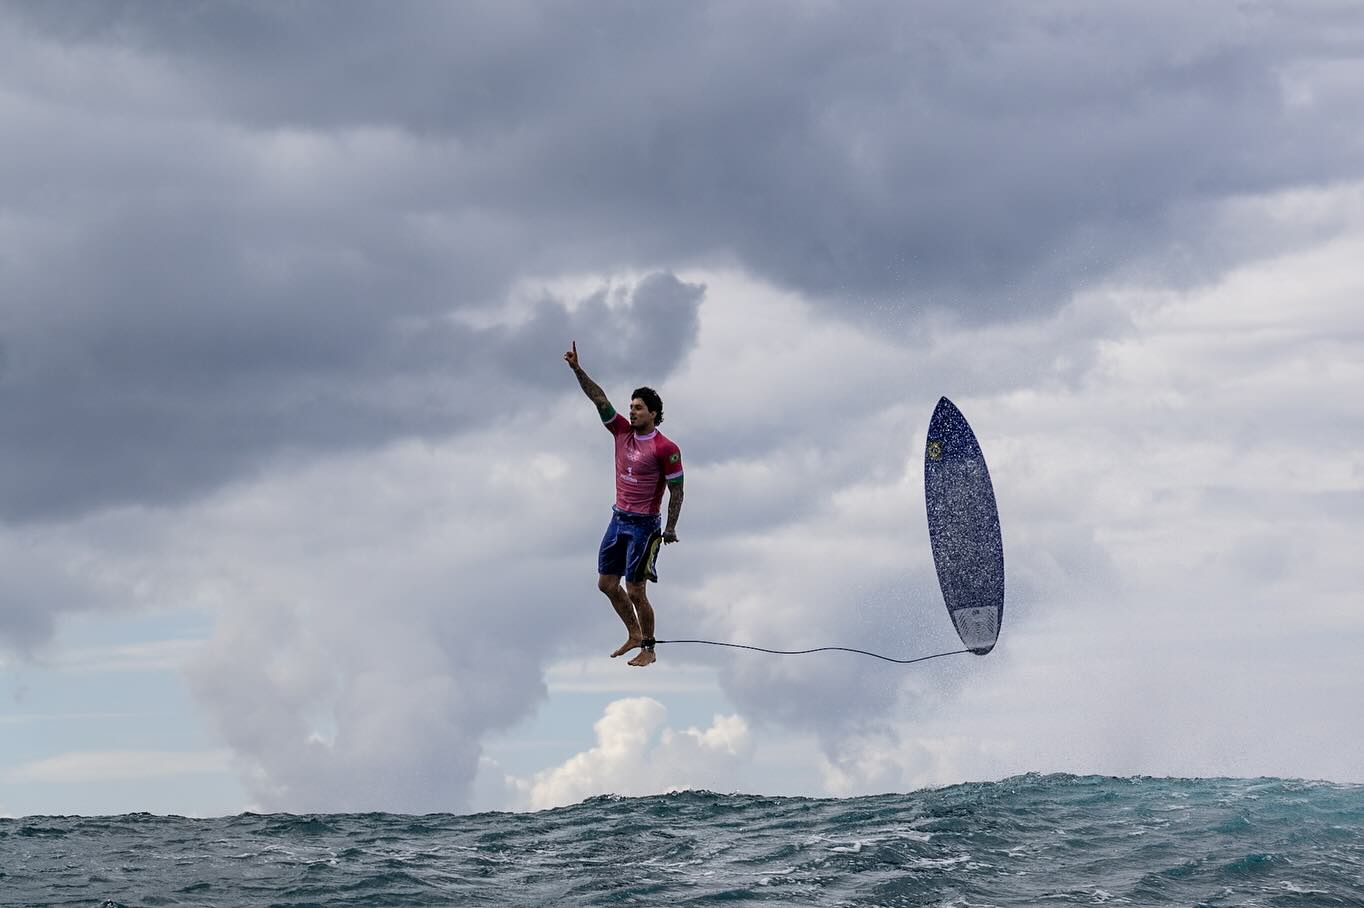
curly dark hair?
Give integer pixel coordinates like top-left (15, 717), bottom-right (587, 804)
top-left (631, 386), bottom-right (664, 425)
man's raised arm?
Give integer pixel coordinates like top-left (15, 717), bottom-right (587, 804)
top-left (564, 341), bottom-right (615, 421)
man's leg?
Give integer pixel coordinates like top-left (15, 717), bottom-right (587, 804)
top-left (599, 574), bottom-right (643, 657)
top-left (625, 580), bottom-right (656, 667)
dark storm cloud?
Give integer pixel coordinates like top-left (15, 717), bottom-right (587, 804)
top-left (14, 0), bottom-right (1362, 301)
top-left (0, 260), bottom-right (699, 520)
top-left (3, 1), bottom-right (1362, 520)
top-left (10, 5), bottom-right (1361, 255)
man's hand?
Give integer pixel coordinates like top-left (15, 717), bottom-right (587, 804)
top-left (568, 342), bottom-right (614, 418)
top-left (662, 530), bottom-right (679, 544)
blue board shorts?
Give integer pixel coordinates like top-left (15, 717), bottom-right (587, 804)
top-left (598, 507), bottom-right (663, 583)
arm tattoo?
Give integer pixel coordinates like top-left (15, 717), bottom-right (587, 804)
top-left (573, 366), bottom-right (614, 419)
top-left (666, 481), bottom-right (684, 531)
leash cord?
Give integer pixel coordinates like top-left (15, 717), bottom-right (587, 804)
top-left (651, 639), bottom-right (971, 665)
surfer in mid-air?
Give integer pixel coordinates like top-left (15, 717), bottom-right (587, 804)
top-left (565, 341), bottom-right (684, 668)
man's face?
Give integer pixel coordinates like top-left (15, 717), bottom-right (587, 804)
top-left (629, 398), bottom-right (655, 429)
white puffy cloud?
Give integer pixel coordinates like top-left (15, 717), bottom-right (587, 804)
top-left (513, 698), bottom-right (751, 811)
top-left (534, 182), bottom-right (1355, 803)
top-left (175, 427), bottom-right (612, 814)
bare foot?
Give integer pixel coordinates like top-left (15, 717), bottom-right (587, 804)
top-left (611, 636), bottom-right (643, 658)
top-left (628, 649), bottom-right (657, 668)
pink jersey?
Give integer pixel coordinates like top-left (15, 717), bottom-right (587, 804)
top-left (604, 412), bottom-right (683, 514)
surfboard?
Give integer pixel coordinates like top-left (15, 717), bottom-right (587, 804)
top-left (924, 397), bottom-right (1004, 655)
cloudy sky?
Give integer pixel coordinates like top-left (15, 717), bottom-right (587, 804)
top-left (2, 1), bottom-right (1362, 817)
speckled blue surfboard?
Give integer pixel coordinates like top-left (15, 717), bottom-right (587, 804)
top-left (924, 397), bottom-right (1004, 655)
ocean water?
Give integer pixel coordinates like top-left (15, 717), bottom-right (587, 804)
top-left (3, 774), bottom-right (1363, 907)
